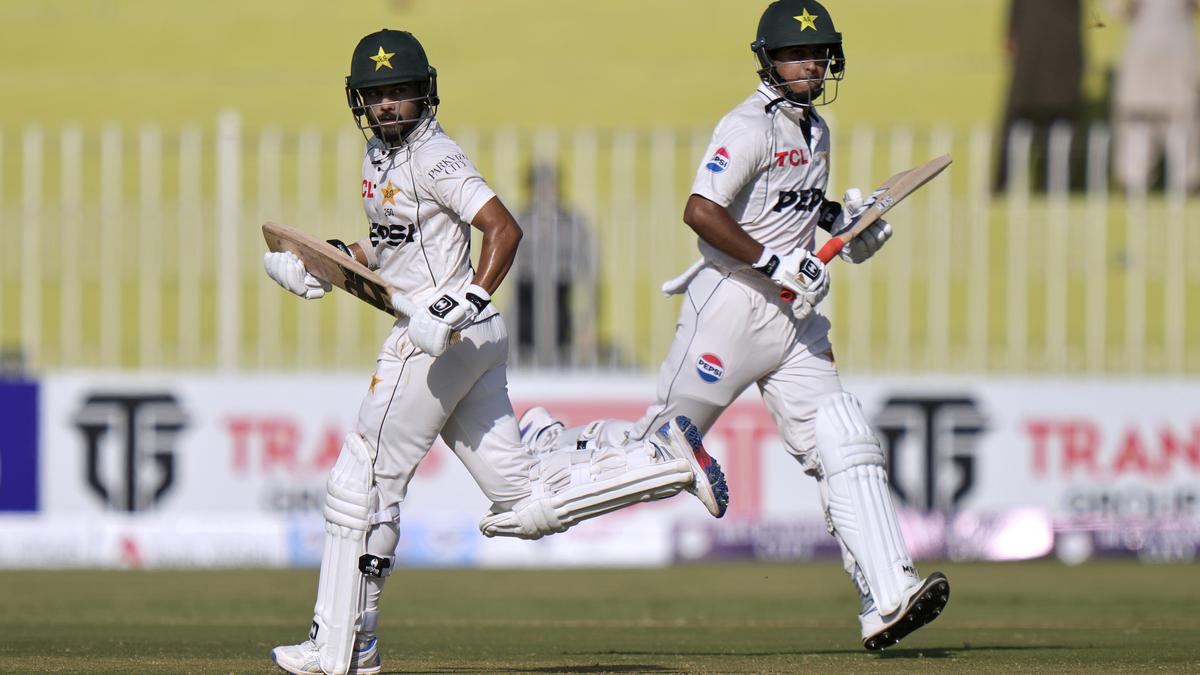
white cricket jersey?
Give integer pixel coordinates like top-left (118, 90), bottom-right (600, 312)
top-left (690, 83), bottom-right (832, 271)
top-left (361, 119), bottom-right (497, 309)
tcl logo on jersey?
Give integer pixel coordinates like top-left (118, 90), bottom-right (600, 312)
top-left (772, 188), bottom-right (824, 213)
top-left (774, 149), bottom-right (808, 167)
top-left (696, 353), bottom-right (725, 383)
top-left (706, 147), bottom-right (730, 173)
top-left (370, 222), bottom-right (416, 247)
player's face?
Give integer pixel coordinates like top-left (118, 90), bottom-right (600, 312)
top-left (770, 45), bottom-right (831, 95)
top-left (359, 81), bottom-right (426, 137)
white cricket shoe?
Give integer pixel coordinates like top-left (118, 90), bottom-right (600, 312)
top-left (518, 406), bottom-right (565, 455)
top-left (860, 572), bottom-right (950, 651)
top-left (651, 416), bottom-right (729, 518)
top-left (270, 636), bottom-right (381, 675)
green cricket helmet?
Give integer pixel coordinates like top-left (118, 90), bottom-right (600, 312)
top-left (750, 0), bottom-right (845, 106)
top-left (345, 29), bottom-right (439, 148)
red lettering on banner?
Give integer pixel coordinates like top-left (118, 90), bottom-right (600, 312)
top-left (1027, 418), bottom-right (1200, 478)
top-left (229, 417), bottom-right (254, 472)
top-left (1112, 428), bottom-right (1153, 475)
top-left (225, 416), bottom-right (345, 476)
top-left (262, 418), bottom-right (299, 471)
top-left (312, 426), bottom-right (343, 471)
top-left (1027, 419), bottom-right (1052, 477)
top-left (1062, 420), bottom-right (1100, 476)
top-left (1160, 426), bottom-right (1200, 472)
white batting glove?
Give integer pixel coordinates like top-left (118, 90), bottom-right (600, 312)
top-left (833, 187), bottom-right (893, 263)
top-left (754, 247), bottom-right (830, 320)
top-left (407, 285), bottom-right (491, 356)
top-left (263, 251), bottom-right (331, 300)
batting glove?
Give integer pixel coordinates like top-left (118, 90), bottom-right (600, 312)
top-left (832, 187), bottom-right (892, 263)
top-left (263, 251), bottom-right (331, 300)
top-left (754, 247), bottom-right (830, 320)
top-left (407, 284), bottom-right (491, 356)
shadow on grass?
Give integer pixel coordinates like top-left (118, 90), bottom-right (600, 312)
top-left (384, 662), bottom-right (672, 667)
top-left (559, 644), bottom-right (1073, 659)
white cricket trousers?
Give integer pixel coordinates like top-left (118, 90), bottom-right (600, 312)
top-left (356, 313), bottom-right (534, 509)
top-left (629, 264), bottom-right (844, 470)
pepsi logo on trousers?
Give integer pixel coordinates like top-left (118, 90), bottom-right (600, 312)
top-left (696, 353), bottom-right (725, 383)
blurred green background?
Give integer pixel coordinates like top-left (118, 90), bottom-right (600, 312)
top-left (0, 0), bottom-right (1132, 132)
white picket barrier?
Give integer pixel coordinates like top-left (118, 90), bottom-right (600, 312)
top-left (0, 114), bottom-right (1197, 374)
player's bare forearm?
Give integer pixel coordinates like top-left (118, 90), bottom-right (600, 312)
top-left (682, 194), bottom-right (765, 265)
top-left (470, 196), bottom-right (523, 294)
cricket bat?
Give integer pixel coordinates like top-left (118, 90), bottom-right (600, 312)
top-left (782, 153), bottom-right (952, 301)
top-left (262, 221), bottom-right (420, 319)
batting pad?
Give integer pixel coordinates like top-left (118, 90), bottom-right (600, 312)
top-left (816, 392), bottom-right (919, 616)
top-left (480, 441), bottom-right (692, 539)
top-left (312, 433), bottom-right (374, 675)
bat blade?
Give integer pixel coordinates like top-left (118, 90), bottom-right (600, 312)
top-left (780, 154), bottom-right (952, 303)
top-left (263, 221), bottom-right (406, 318)
top-left (815, 153), bottom-right (952, 263)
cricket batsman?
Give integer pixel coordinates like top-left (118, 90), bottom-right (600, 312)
top-left (520, 0), bottom-right (950, 651)
top-left (262, 29), bottom-right (729, 675)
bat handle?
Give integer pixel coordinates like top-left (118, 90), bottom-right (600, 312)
top-left (779, 238), bottom-right (845, 301)
top-left (390, 293), bottom-right (420, 318)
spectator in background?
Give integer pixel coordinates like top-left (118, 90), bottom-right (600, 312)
top-left (1111, 0), bottom-right (1200, 192)
top-left (513, 163), bottom-right (594, 366)
top-left (996, 0), bottom-right (1085, 191)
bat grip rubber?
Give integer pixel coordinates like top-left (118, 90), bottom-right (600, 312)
top-left (816, 238), bottom-right (845, 264)
top-left (779, 238), bottom-right (845, 302)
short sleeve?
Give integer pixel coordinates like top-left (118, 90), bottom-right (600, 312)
top-left (422, 142), bottom-right (498, 222)
top-left (689, 118), bottom-right (769, 208)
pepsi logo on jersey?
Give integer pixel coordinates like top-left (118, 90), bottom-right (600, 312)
top-left (695, 353), bottom-right (725, 383)
top-left (705, 147), bottom-right (730, 173)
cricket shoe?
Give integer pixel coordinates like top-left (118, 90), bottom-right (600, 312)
top-left (860, 572), bottom-right (950, 651)
top-left (518, 406), bottom-right (565, 455)
top-left (652, 416), bottom-right (729, 518)
top-left (271, 637), bottom-right (381, 675)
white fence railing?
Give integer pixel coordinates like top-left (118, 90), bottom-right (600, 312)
top-left (1, 114), bottom-right (1197, 374)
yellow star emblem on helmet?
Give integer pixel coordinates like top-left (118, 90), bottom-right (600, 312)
top-left (370, 46), bottom-right (395, 71)
top-left (794, 8), bottom-right (818, 31)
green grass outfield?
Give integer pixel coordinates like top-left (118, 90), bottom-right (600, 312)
top-left (1, 561), bottom-right (1197, 673)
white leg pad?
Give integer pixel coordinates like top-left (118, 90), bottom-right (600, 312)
top-left (311, 433), bottom-right (375, 675)
top-left (480, 439), bottom-right (692, 539)
top-left (816, 392), bottom-right (919, 616)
